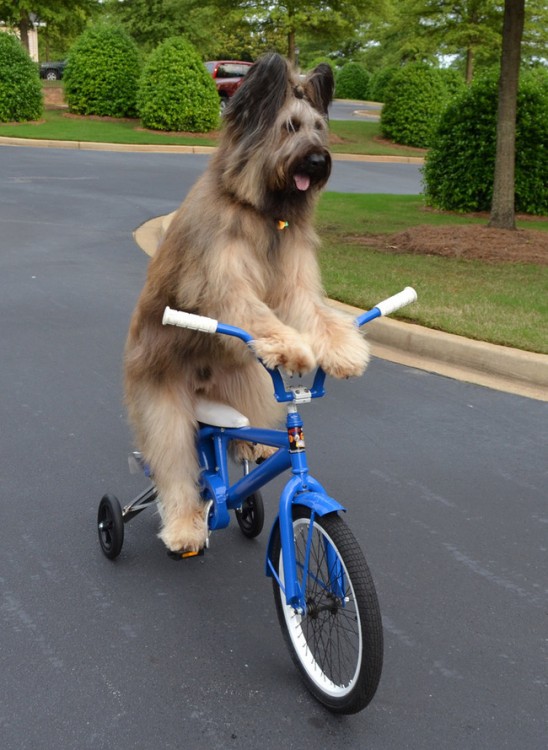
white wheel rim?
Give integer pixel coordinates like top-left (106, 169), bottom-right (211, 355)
top-left (279, 518), bottom-right (363, 697)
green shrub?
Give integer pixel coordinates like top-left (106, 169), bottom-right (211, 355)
top-left (380, 63), bottom-right (449, 148)
top-left (307, 57), bottom-right (336, 74)
top-left (369, 66), bottom-right (399, 103)
top-left (335, 62), bottom-right (370, 101)
top-left (438, 67), bottom-right (467, 98)
top-left (0, 33), bottom-right (42, 122)
top-left (423, 71), bottom-right (548, 216)
top-left (527, 66), bottom-right (548, 86)
top-left (63, 24), bottom-right (140, 117)
top-left (137, 37), bottom-right (219, 133)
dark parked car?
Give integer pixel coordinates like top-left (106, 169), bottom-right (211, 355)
top-left (39, 61), bottom-right (67, 81)
top-left (205, 60), bottom-right (253, 109)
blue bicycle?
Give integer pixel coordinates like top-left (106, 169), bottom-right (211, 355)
top-left (98, 287), bottom-right (417, 714)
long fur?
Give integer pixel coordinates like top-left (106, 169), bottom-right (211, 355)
top-left (124, 53), bottom-right (370, 552)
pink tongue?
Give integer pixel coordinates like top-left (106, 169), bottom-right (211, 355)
top-left (294, 173), bottom-right (310, 191)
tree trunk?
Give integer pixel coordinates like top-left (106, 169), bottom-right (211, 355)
top-left (488, 0), bottom-right (525, 230)
top-left (465, 47), bottom-right (474, 84)
top-left (287, 29), bottom-right (296, 64)
top-left (19, 14), bottom-right (31, 55)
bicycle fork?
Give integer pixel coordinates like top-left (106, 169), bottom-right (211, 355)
top-left (267, 404), bottom-right (346, 613)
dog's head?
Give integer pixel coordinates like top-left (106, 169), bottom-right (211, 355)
top-left (218, 53), bottom-right (334, 215)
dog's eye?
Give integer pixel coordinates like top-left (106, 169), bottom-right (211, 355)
top-left (285, 118), bottom-right (301, 133)
top-left (314, 119), bottom-right (325, 131)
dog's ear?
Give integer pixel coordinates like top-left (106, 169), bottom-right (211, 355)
top-left (304, 64), bottom-right (335, 116)
top-left (224, 53), bottom-right (290, 138)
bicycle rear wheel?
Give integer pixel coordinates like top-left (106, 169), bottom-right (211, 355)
top-left (271, 506), bottom-right (383, 714)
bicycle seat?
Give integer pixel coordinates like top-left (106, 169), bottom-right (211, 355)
top-left (195, 398), bottom-right (250, 428)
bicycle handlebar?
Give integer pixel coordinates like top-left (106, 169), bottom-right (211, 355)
top-left (162, 287), bottom-right (417, 403)
top-left (359, 286), bottom-right (417, 323)
top-left (162, 286), bottom-right (417, 339)
top-left (162, 308), bottom-right (221, 334)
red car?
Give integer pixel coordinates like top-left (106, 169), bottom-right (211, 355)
top-left (205, 60), bottom-right (253, 109)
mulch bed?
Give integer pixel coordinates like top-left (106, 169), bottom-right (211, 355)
top-left (346, 224), bottom-right (548, 265)
top-left (40, 86), bottom-right (548, 265)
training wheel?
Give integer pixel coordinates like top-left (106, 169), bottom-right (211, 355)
top-left (235, 491), bottom-right (265, 538)
top-left (97, 494), bottom-right (124, 559)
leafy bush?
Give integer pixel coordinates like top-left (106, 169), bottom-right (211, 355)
top-left (307, 57), bottom-right (336, 74)
top-left (369, 67), bottom-right (399, 103)
top-left (0, 32), bottom-right (42, 122)
top-left (527, 66), bottom-right (548, 86)
top-left (423, 71), bottom-right (548, 216)
top-left (63, 24), bottom-right (141, 117)
top-left (335, 62), bottom-right (370, 101)
top-left (380, 63), bottom-right (449, 148)
top-left (137, 37), bottom-right (219, 132)
top-left (438, 67), bottom-right (467, 98)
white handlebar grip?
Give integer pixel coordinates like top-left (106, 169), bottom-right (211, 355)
top-left (162, 307), bottom-right (218, 333)
top-left (375, 287), bottom-right (417, 317)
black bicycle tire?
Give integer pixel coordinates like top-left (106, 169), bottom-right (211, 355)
top-left (97, 494), bottom-right (124, 560)
top-left (271, 506), bottom-right (383, 714)
top-left (235, 491), bottom-right (265, 538)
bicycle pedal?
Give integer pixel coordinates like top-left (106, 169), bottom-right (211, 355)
top-left (167, 548), bottom-right (205, 561)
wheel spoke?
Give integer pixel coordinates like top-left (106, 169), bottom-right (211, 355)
top-left (291, 518), bottom-right (360, 687)
top-left (272, 507), bottom-right (383, 712)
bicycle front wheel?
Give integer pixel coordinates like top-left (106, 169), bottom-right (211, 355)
top-left (271, 506), bottom-right (383, 714)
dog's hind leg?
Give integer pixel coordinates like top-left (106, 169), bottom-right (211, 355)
top-left (128, 379), bottom-right (208, 553)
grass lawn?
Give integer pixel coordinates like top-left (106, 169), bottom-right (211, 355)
top-left (0, 109), bottom-right (220, 147)
top-left (1, 94), bottom-right (546, 354)
top-left (328, 120), bottom-right (424, 157)
top-left (0, 105), bottom-right (423, 157)
top-left (318, 195), bottom-right (548, 355)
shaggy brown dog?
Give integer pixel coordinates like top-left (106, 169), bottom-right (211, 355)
top-left (124, 53), bottom-right (369, 553)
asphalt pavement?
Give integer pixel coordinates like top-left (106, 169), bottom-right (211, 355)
top-left (0, 145), bottom-right (546, 750)
top-left (330, 99), bottom-right (382, 121)
top-left (3, 134), bottom-right (546, 401)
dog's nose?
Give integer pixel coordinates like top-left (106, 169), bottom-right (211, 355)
top-left (305, 153), bottom-right (327, 173)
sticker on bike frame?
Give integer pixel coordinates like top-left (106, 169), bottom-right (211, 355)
top-left (288, 426), bottom-right (306, 453)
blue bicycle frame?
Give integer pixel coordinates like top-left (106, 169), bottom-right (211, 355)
top-left (197, 404), bottom-right (345, 612)
top-left (162, 287), bottom-right (417, 613)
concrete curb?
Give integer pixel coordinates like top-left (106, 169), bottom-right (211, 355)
top-left (0, 135), bottom-right (424, 163)
top-left (330, 301), bottom-right (548, 402)
top-left (2, 135), bottom-right (543, 401)
top-left (134, 215), bottom-right (548, 403)
top-left (0, 136), bottom-right (217, 154)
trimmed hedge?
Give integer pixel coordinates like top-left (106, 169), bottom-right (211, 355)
top-left (0, 32), bottom-right (42, 122)
top-left (381, 63), bottom-right (450, 148)
top-left (369, 66), bottom-right (399, 103)
top-left (307, 57), bottom-right (336, 74)
top-left (63, 24), bottom-right (141, 117)
top-left (423, 71), bottom-right (548, 216)
top-left (335, 62), bottom-right (370, 101)
top-left (438, 67), bottom-right (467, 98)
top-left (137, 37), bottom-right (219, 133)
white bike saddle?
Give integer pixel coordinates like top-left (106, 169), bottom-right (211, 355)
top-left (195, 398), bottom-right (250, 429)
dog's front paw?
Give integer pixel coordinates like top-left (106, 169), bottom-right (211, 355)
top-left (319, 329), bottom-right (370, 379)
top-left (252, 333), bottom-right (316, 375)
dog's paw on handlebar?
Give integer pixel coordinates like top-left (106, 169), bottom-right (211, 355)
top-left (251, 333), bottom-right (316, 376)
top-left (316, 326), bottom-right (370, 380)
